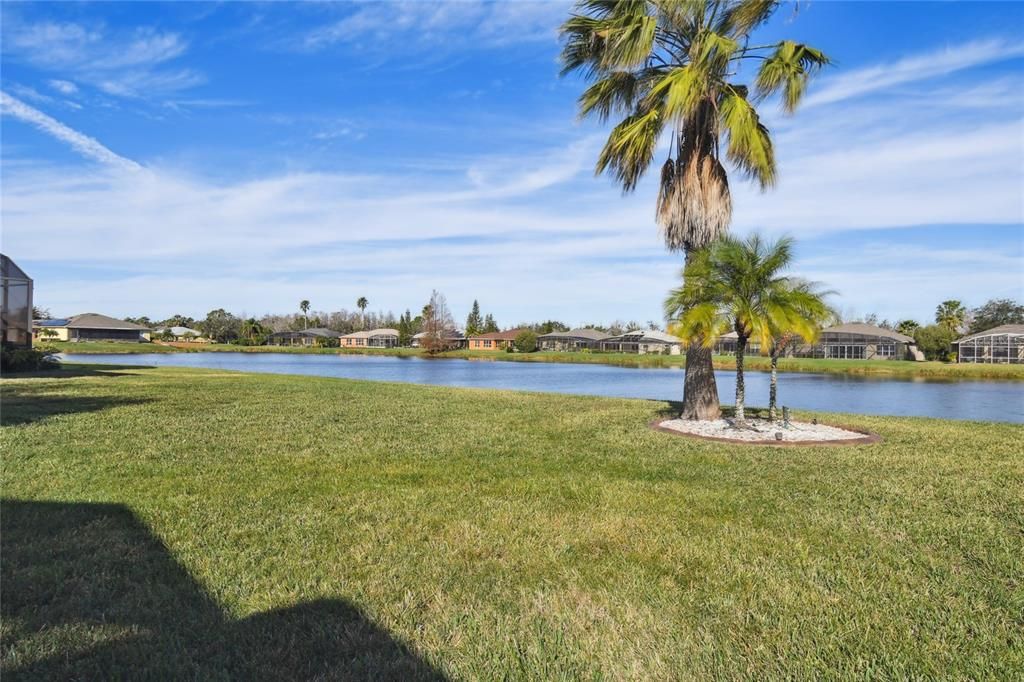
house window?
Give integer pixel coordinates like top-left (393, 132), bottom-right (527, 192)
top-left (484, 340), bottom-right (492, 348)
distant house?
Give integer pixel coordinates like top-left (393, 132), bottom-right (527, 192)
top-left (713, 331), bottom-right (762, 356)
top-left (601, 329), bottom-right (683, 355)
top-left (468, 329), bottom-right (524, 351)
top-left (34, 313), bottom-right (151, 343)
top-left (156, 326), bottom-right (208, 342)
top-left (537, 328), bottom-right (610, 352)
top-left (1, 254), bottom-right (33, 348)
top-left (339, 328), bottom-right (400, 348)
top-left (411, 330), bottom-right (466, 349)
top-left (955, 324), bottom-right (1024, 364)
top-left (792, 323), bottom-right (921, 361)
top-left (267, 328), bottom-right (342, 347)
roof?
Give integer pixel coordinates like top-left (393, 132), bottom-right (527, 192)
top-left (413, 330), bottom-right (464, 339)
top-left (956, 324), bottom-right (1024, 343)
top-left (340, 328), bottom-right (399, 339)
top-left (35, 318), bottom-right (70, 327)
top-left (537, 328), bottom-right (610, 341)
top-left (306, 327), bottom-right (343, 338)
top-left (471, 329), bottom-right (526, 341)
top-left (45, 313), bottom-right (151, 331)
top-left (1, 254), bottom-right (31, 282)
top-left (269, 328), bottom-right (341, 338)
top-left (158, 326), bottom-right (203, 336)
top-left (822, 323), bottom-right (913, 343)
top-left (606, 329), bottom-right (682, 344)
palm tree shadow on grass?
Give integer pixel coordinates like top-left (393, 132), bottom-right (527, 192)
top-left (653, 401), bottom-right (768, 421)
top-left (2, 365), bottom-right (158, 426)
top-left (1, 393), bottom-right (155, 427)
top-left (1, 499), bottom-right (447, 681)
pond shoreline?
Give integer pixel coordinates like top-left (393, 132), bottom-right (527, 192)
top-left (48, 341), bottom-right (1024, 380)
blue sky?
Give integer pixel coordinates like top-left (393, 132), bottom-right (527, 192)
top-left (2, 1), bottom-right (1022, 326)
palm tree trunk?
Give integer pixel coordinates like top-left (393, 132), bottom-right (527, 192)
top-left (768, 352), bottom-right (779, 421)
top-left (734, 335), bottom-right (747, 423)
top-left (679, 250), bottom-right (721, 421)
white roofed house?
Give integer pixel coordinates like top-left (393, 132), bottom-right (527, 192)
top-left (600, 329), bottom-right (683, 355)
top-left (792, 323), bottom-right (922, 361)
top-left (339, 328), bottom-right (400, 348)
top-left (536, 328), bottom-right (610, 352)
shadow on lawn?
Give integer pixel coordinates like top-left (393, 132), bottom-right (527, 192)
top-left (1, 365), bottom-right (158, 426)
top-left (653, 401), bottom-right (770, 420)
top-left (0, 391), bottom-right (154, 427)
top-left (1, 499), bottom-right (446, 681)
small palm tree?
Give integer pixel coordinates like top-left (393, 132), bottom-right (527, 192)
top-left (765, 280), bottom-right (834, 421)
top-left (666, 234), bottom-right (827, 423)
top-left (561, 0), bottom-right (829, 421)
top-left (356, 297), bottom-right (368, 328)
top-left (299, 300), bottom-right (310, 329)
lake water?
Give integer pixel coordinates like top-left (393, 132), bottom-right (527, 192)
top-left (64, 352), bottom-right (1024, 423)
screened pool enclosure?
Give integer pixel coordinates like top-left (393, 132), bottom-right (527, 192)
top-left (1, 255), bottom-right (33, 349)
top-left (955, 325), bottom-right (1024, 364)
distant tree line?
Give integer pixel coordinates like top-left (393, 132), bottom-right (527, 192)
top-left (55, 295), bottom-right (1021, 357)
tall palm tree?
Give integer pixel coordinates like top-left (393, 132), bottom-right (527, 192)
top-left (561, 0), bottom-right (829, 420)
top-left (299, 300), bottom-right (310, 329)
top-left (665, 234), bottom-right (827, 423)
top-left (935, 300), bottom-right (966, 333)
top-left (356, 297), bottom-right (369, 329)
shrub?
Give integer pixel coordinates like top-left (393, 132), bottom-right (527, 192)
top-left (1, 345), bottom-right (59, 373)
top-left (914, 324), bottom-right (956, 361)
top-left (514, 330), bottom-right (538, 353)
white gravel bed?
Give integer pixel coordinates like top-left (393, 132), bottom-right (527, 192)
top-left (658, 417), bottom-right (868, 443)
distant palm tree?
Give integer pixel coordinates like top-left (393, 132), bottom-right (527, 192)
top-left (299, 300), bottom-right (310, 329)
top-left (240, 318), bottom-right (267, 346)
top-left (356, 297), bottom-right (368, 328)
top-left (561, 0), bottom-right (829, 421)
top-left (935, 300), bottom-right (966, 333)
top-left (666, 235), bottom-right (828, 423)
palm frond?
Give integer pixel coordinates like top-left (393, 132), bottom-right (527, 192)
top-left (719, 87), bottom-right (775, 188)
top-left (595, 107), bottom-right (663, 192)
top-left (755, 40), bottom-right (831, 112)
top-left (716, 0), bottom-right (778, 39)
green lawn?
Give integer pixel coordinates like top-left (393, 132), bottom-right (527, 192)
top-left (2, 364), bottom-right (1021, 678)
top-left (49, 340), bottom-right (1024, 380)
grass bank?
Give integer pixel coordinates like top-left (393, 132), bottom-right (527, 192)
top-left (3, 364), bottom-right (1021, 678)
top-left (50, 340), bottom-right (1024, 380)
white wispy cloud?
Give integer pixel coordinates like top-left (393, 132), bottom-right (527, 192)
top-left (47, 79), bottom-right (79, 95)
top-left (2, 19), bottom-right (202, 99)
top-left (302, 0), bottom-right (568, 52)
top-left (2, 29), bottom-right (1022, 323)
top-left (805, 38), bottom-right (1024, 107)
top-left (0, 92), bottom-right (142, 171)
